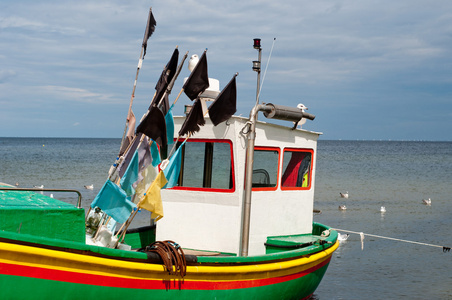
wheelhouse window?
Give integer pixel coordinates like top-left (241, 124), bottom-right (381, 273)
top-left (281, 148), bottom-right (313, 190)
top-left (174, 139), bottom-right (235, 192)
top-left (252, 147), bottom-right (280, 190)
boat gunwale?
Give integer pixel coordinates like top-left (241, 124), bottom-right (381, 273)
top-left (0, 223), bottom-right (337, 265)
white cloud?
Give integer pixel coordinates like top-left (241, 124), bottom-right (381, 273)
top-left (0, 0), bottom-right (451, 139)
top-left (36, 85), bottom-right (117, 104)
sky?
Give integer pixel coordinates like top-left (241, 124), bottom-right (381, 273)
top-left (1, 0), bottom-right (451, 140)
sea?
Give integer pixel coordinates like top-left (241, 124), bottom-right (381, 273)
top-left (1, 138), bottom-right (451, 299)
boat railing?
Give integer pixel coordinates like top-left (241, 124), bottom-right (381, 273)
top-left (0, 187), bottom-right (82, 209)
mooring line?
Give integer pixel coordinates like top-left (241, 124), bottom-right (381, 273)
top-left (333, 228), bottom-right (451, 253)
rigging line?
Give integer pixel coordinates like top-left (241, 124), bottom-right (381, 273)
top-left (258, 38), bottom-right (276, 100)
top-left (333, 228), bottom-right (451, 251)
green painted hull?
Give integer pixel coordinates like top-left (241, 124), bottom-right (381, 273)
top-left (0, 265), bottom-right (329, 300)
top-left (0, 223), bottom-right (337, 300)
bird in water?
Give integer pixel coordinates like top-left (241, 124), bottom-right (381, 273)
top-left (33, 185), bottom-right (44, 189)
top-left (340, 191), bottom-right (349, 199)
top-left (380, 206), bottom-right (386, 213)
top-left (422, 198), bottom-right (431, 206)
top-left (338, 205), bottom-right (347, 211)
top-left (84, 184), bottom-right (94, 190)
top-left (338, 233), bottom-right (349, 241)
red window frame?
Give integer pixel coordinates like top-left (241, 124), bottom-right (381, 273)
top-left (251, 146), bottom-right (280, 191)
top-left (170, 138), bottom-right (236, 193)
top-left (280, 148), bottom-right (314, 191)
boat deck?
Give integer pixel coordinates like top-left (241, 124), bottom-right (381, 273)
top-left (0, 185), bottom-right (85, 243)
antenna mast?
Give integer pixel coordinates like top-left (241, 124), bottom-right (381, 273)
top-left (240, 38), bottom-right (262, 257)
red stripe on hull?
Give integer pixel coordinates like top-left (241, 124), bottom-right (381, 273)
top-left (0, 256), bottom-right (331, 290)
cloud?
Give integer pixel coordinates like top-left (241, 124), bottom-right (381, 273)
top-left (0, 0), bottom-right (451, 139)
top-left (0, 70), bottom-right (16, 83)
top-left (35, 85), bottom-right (117, 104)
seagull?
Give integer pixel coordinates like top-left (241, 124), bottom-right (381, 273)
top-left (84, 184), bottom-right (94, 190)
top-left (338, 233), bottom-right (349, 242)
top-left (33, 185), bottom-right (44, 189)
top-left (15, 182), bottom-right (19, 187)
top-left (340, 191), bottom-right (349, 199)
top-left (297, 103), bottom-right (308, 111)
top-left (294, 103), bottom-right (308, 128)
top-left (422, 198), bottom-right (431, 206)
top-left (338, 205), bottom-right (347, 211)
top-left (380, 206), bottom-right (386, 213)
top-left (188, 54), bottom-right (199, 72)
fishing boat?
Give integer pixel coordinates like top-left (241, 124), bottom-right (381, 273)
top-left (0, 9), bottom-right (337, 300)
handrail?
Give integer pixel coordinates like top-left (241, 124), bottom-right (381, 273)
top-left (0, 187), bottom-right (83, 209)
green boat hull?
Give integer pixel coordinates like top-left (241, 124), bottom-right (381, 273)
top-left (0, 223), bottom-right (337, 300)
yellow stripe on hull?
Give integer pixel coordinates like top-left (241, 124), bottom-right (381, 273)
top-left (0, 240), bottom-right (338, 281)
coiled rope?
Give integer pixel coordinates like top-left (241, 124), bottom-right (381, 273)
top-left (334, 228), bottom-right (451, 253)
top-left (141, 240), bottom-right (187, 277)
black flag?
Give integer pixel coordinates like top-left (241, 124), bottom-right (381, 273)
top-left (208, 74), bottom-right (237, 126)
top-left (183, 50), bottom-right (209, 100)
top-left (178, 98), bottom-right (205, 136)
top-left (151, 48), bottom-right (179, 109)
top-left (142, 8), bottom-right (156, 59)
top-left (136, 106), bottom-right (167, 147)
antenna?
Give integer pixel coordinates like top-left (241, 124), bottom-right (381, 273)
top-left (252, 38), bottom-right (262, 106)
top-left (258, 38), bottom-right (276, 100)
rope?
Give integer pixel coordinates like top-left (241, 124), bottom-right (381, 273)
top-left (141, 240), bottom-right (187, 277)
top-left (334, 228), bottom-right (451, 253)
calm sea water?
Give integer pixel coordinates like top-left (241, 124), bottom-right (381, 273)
top-left (1, 138), bottom-right (451, 299)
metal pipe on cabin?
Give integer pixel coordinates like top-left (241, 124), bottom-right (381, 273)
top-left (240, 39), bottom-right (262, 257)
top-left (262, 103), bottom-right (316, 122)
top-left (241, 107), bottom-right (256, 257)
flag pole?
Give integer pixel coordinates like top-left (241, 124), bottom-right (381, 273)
top-left (114, 206), bottom-right (140, 248)
top-left (119, 7), bottom-right (156, 154)
top-left (119, 49), bottom-right (143, 154)
top-left (171, 88), bottom-right (185, 107)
